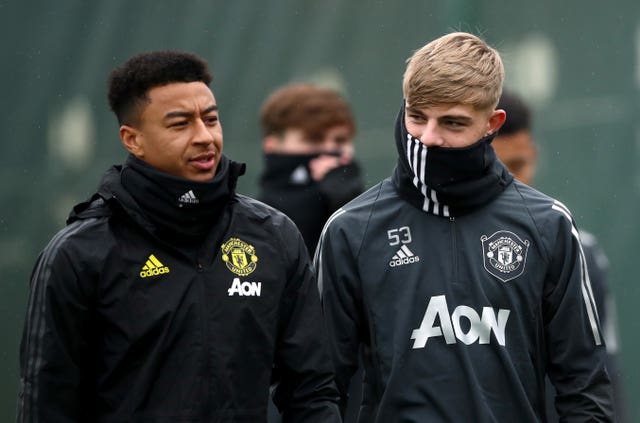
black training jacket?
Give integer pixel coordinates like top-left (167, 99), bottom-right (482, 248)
top-left (18, 167), bottom-right (340, 422)
top-left (258, 154), bottom-right (364, 256)
top-left (315, 178), bottom-right (614, 422)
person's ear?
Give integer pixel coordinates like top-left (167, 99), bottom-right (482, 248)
top-left (488, 109), bottom-right (507, 135)
top-left (120, 125), bottom-right (144, 157)
top-left (263, 134), bottom-right (280, 153)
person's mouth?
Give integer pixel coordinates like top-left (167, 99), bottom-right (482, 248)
top-left (189, 152), bottom-right (216, 171)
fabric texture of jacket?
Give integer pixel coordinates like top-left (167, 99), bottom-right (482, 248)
top-left (18, 157), bottom-right (341, 422)
top-left (546, 229), bottom-right (628, 422)
top-left (315, 106), bottom-right (613, 422)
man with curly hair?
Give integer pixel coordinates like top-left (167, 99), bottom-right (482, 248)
top-left (17, 50), bottom-right (340, 422)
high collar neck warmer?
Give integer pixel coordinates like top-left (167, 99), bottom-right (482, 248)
top-left (260, 153), bottom-right (323, 187)
top-left (392, 102), bottom-right (512, 217)
top-left (117, 154), bottom-right (245, 241)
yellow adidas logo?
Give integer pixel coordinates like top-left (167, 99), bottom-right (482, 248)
top-left (139, 254), bottom-right (170, 278)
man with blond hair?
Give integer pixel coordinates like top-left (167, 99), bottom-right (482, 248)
top-left (315, 32), bottom-right (613, 421)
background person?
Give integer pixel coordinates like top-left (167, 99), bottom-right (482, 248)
top-left (258, 83), bottom-right (365, 255)
top-left (17, 50), bottom-right (340, 422)
top-left (494, 89), bottom-right (628, 422)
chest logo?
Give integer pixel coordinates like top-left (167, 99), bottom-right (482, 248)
top-left (481, 230), bottom-right (530, 282)
top-left (228, 278), bottom-right (262, 296)
top-left (140, 254), bottom-right (170, 278)
top-left (221, 237), bottom-right (258, 276)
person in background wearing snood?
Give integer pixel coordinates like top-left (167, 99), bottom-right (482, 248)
top-left (315, 32), bottom-right (614, 422)
top-left (17, 50), bottom-right (341, 423)
top-left (257, 83), bottom-right (365, 256)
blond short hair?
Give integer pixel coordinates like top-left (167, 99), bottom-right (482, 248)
top-left (402, 32), bottom-right (504, 111)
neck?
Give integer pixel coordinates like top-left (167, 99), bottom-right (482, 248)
top-left (119, 154), bottom-right (244, 241)
top-left (393, 102), bottom-right (512, 217)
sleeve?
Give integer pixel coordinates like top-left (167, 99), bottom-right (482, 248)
top-left (581, 233), bottom-right (630, 422)
top-left (580, 233), bottom-right (620, 355)
top-left (17, 225), bottom-right (95, 423)
top-left (542, 204), bottom-right (614, 421)
top-left (271, 224), bottom-right (341, 423)
top-left (314, 214), bottom-right (365, 416)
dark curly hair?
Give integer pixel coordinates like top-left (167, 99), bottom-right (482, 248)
top-left (497, 90), bottom-right (531, 136)
top-left (107, 50), bottom-right (212, 125)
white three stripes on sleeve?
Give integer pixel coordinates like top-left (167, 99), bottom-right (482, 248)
top-left (315, 208), bottom-right (346, 297)
top-left (551, 200), bottom-right (602, 346)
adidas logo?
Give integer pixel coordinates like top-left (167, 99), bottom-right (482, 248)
top-left (140, 254), bottom-right (171, 278)
top-left (178, 190), bottom-right (199, 204)
top-left (290, 165), bottom-right (310, 185)
top-left (389, 245), bottom-right (420, 267)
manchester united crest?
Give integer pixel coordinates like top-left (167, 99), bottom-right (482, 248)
top-left (481, 230), bottom-right (530, 282)
top-left (221, 237), bottom-right (258, 276)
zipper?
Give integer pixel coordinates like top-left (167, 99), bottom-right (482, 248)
top-left (450, 216), bottom-right (457, 283)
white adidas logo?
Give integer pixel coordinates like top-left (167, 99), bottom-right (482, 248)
top-left (178, 190), bottom-right (199, 204)
top-left (290, 165), bottom-right (310, 184)
top-left (389, 245), bottom-right (420, 267)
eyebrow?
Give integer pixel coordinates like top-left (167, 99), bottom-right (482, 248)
top-left (406, 106), bottom-right (473, 123)
top-left (163, 105), bottom-right (218, 120)
top-left (439, 115), bottom-right (472, 123)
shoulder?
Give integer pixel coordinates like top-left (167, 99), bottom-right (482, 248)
top-left (318, 179), bottom-right (402, 255)
top-left (35, 216), bottom-right (110, 284)
top-left (333, 178), bottom-right (398, 218)
top-left (504, 181), bottom-right (555, 208)
top-left (232, 193), bottom-right (302, 237)
top-left (503, 181), bottom-right (577, 227)
top-left (494, 182), bottom-right (581, 260)
top-left (42, 193), bottom-right (125, 266)
top-left (323, 180), bottom-right (393, 228)
top-left (67, 194), bottom-right (112, 224)
top-left (233, 193), bottom-right (293, 222)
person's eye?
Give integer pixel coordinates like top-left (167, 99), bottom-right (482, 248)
top-left (169, 121), bottom-right (188, 128)
top-left (409, 113), bottom-right (425, 122)
top-left (335, 136), bottom-right (349, 145)
top-left (205, 116), bottom-right (219, 125)
top-left (445, 120), bottom-right (464, 128)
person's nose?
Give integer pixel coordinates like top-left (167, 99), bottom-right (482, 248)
top-left (418, 122), bottom-right (445, 147)
top-left (319, 137), bottom-right (340, 153)
top-left (193, 118), bottom-right (215, 145)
